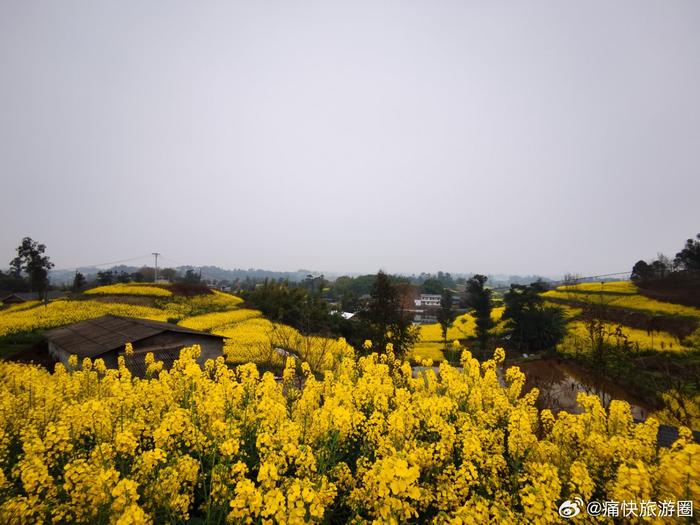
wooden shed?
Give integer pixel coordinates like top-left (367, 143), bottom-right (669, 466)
top-left (45, 315), bottom-right (225, 375)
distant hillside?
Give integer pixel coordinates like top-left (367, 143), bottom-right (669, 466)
top-left (49, 265), bottom-right (561, 287)
top-left (49, 265), bottom-right (320, 285)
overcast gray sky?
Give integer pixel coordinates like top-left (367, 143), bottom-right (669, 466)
top-left (1, 1), bottom-right (698, 277)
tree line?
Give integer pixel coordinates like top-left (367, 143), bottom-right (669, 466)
top-left (631, 233), bottom-right (700, 283)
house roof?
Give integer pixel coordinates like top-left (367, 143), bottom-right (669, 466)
top-left (1, 291), bottom-right (67, 303)
top-left (0, 293), bottom-right (25, 303)
top-left (45, 315), bottom-right (224, 358)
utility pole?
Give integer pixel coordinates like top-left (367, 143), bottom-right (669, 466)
top-left (152, 252), bottom-right (160, 282)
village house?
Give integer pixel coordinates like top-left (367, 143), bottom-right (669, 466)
top-left (45, 315), bottom-right (225, 376)
top-left (414, 293), bottom-right (442, 307)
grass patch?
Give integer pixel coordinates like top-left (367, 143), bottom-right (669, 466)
top-left (0, 332), bottom-right (45, 359)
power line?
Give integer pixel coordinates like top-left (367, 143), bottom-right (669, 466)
top-left (158, 256), bottom-right (222, 281)
top-left (50, 254), bottom-right (154, 273)
top-left (49, 252), bottom-right (634, 287)
top-left (157, 255), bottom-right (188, 268)
top-left (490, 271), bottom-right (632, 291)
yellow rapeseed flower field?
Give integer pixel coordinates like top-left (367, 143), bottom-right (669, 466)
top-left (85, 283), bottom-right (173, 297)
top-left (0, 346), bottom-right (696, 524)
top-left (556, 281), bottom-right (638, 295)
top-left (563, 321), bottom-right (688, 353)
top-left (179, 309), bottom-right (262, 332)
top-left (0, 300), bottom-right (168, 338)
top-left (543, 282), bottom-right (700, 319)
top-left (158, 290), bottom-right (243, 319)
top-left (414, 308), bottom-right (506, 361)
top-left (0, 300), bottom-right (42, 313)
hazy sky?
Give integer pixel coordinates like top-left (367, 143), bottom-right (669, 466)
top-left (1, 1), bottom-right (698, 277)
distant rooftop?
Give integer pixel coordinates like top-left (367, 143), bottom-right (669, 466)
top-left (1, 291), bottom-right (67, 303)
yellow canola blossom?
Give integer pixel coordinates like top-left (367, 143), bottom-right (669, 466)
top-left (544, 287), bottom-right (700, 319)
top-left (85, 284), bottom-right (173, 297)
top-left (556, 281), bottom-right (639, 295)
top-left (161, 291), bottom-right (243, 318)
top-left (419, 313), bottom-right (475, 343)
top-left (0, 346), bottom-right (697, 524)
top-left (0, 300), bottom-right (43, 313)
top-left (179, 309), bottom-right (262, 332)
top-left (419, 308), bottom-right (505, 344)
top-left (221, 319), bottom-right (354, 373)
top-left (0, 300), bottom-right (168, 337)
top-left (561, 321), bottom-right (688, 353)
top-left (414, 308), bottom-right (507, 362)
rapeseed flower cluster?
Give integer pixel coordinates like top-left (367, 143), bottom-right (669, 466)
top-left (179, 309), bottom-right (263, 332)
top-left (0, 345), bottom-right (697, 524)
top-left (0, 300), bottom-right (169, 338)
top-left (85, 284), bottom-right (173, 298)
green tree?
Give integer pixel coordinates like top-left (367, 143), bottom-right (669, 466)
top-left (160, 268), bottom-right (178, 282)
top-left (631, 260), bottom-right (653, 284)
top-left (331, 274), bottom-right (379, 312)
top-left (361, 271), bottom-right (418, 359)
top-left (244, 280), bottom-right (331, 335)
top-left (502, 284), bottom-right (567, 354)
top-left (674, 233), bottom-right (700, 272)
top-left (72, 272), bottom-right (86, 292)
top-left (9, 237), bottom-right (54, 300)
top-left (97, 270), bottom-right (114, 285)
top-left (464, 275), bottom-right (494, 357)
top-left (421, 278), bottom-right (444, 294)
top-left (138, 266), bottom-right (156, 282)
top-left (182, 269), bottom-right (201, 283)
top-left (436, 289), bottom-right (456, 349)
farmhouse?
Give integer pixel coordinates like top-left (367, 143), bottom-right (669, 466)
top-left (414, 293), bottom-right (442, 307)
top-left (45, 315), bottom-right (225, 376)
top-left (1, 291), bottom-right (67, 306)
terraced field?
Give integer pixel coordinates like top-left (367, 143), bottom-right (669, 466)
top-left (545, 285), bottom-right (700, 319)
top-left (544, 281), bottom-right (699, 353)
top-left (0, 285), bottom-right (351, 374)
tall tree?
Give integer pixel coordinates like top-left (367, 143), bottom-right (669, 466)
top-left (674, 233), bottom-right (700, 272)
top-left (362, 271), bottom-right (418, 358)
top-left (631, 260), bottom-right (653, 284)
top-left (160, 268), bottom-right (178, 282)
top-left (72, 272), bottom-right (86, 292)
top-left (436, 289), bottom-right (456, 349)
top-left (464, 274), bottom-right (494, 357)
top-left (9, 237), bottom-right (54, 300)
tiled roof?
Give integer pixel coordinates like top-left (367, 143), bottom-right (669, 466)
top-left (45, 315), bottom-right (223, 358)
